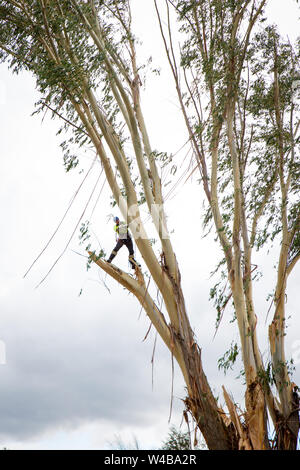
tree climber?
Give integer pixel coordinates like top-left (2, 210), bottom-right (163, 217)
top-left (106, 216), bottom-right (140, 269)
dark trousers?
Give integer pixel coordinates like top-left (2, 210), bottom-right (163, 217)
top-left (112, 236), bottom-right (134, 257)
top-left (108, 236), bottom-right (134, 264)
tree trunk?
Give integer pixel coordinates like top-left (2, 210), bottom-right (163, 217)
top-left (166, 259), bottom-right (236, 450)
top-left (90, 252), bottom-right (236, 449)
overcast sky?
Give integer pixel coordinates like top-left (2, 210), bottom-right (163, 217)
top-left (0, 0), bottom-right (299, 450)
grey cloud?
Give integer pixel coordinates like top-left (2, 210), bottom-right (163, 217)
top-left (0, 277), bottom-right (180, 441)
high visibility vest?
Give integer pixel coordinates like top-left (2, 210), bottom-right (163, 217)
top-left (114, 221), bottom-right (129, 239)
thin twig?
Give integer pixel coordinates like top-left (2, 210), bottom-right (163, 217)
top-left (24, 156), bottom-right (98, 278)
top-left (34, 166), bottom-right (103, 288)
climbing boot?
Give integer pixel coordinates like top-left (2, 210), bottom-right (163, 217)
top-left (129, 255), bottom-right (140, 269)
top-left (106, 250), bottom-right (117, 264)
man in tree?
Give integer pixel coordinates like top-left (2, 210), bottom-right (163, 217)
top-left (106, 216), bottom-right (140, 269)
top-left (1, 0), bottom-right (299, 450)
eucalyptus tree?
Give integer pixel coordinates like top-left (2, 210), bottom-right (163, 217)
top-left (0, 0), bottom-right (299, 450)
top-left (0, 0), bottom-right (234, 450)
top-left (156, 0), bottom-right (300, 450)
